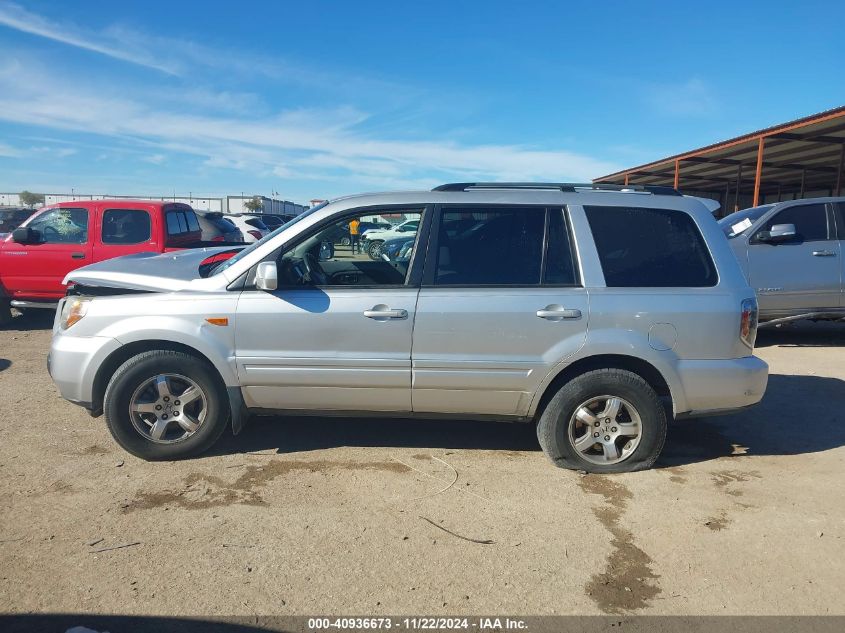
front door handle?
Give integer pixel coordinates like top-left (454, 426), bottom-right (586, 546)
top-left (812, 250), bottom-right (836, 257)
top-left (537, 305), bottom-right (582, 320)
top-left (71, 252), bottom-right (85, 259)
top-left (363, 305), bottom-right (408, 320)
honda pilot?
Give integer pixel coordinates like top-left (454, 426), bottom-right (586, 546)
top-left (48, 183), bottom-right (768, 473)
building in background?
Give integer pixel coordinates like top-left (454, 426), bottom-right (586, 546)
top-left (594, 105), bottom-right (845, 217)
top-left (223, 195), bottom-right (307, 216)
top-left (0, 192), bottom-right (308, 216)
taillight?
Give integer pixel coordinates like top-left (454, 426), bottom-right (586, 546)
top-left (248, 230), bottom-right (262, 240)
top-left (212, 235), bottom-right (224, 242)
top-left (740, 297), bottom-right (758, 349)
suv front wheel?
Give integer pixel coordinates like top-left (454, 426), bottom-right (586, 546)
top-left (103, 350), bottom-right (230, 460)
top-left (537, 368), bottom-right (667, 473)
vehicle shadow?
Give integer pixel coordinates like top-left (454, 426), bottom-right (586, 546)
top-left (214, 373), bottom-right (845, 468)
top-left (213, 413), bottom-right (543, 457)
top-left (0, 309), bottom-right (54, 331)
top-left (756, 320), bottom-right (845, 348)
top-left (658, 373), bottom-right (845, 467)
top-left (0, 358), bottom-right (10, 372)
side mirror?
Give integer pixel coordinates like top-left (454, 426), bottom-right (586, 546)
top-left (12, 227), bottom-right (39, 244)
top-left (758, 223), bottom-right (797, 243)
top-left (255, 261), bottom-right (278, 291)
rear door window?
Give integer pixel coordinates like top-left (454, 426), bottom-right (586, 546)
top-left (584, 205), bottom-right (717, 287)
top-left (101, 209), bottom-right (151, 244)
top-left (753, 203), bottom-right (830, 242)
top-left (431, 207), bottom-right (577, 286)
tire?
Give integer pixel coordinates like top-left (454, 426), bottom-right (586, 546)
top-left (103, 350), bottom-right (230, 461)
top-left (0, 299), bottom-right (11, 327)
top-left (367, 240), bottom-right (384, 260)
top-left (340, 237), bottom-right (351, 246)
top-left (537, 368), bottom-right (667, 473)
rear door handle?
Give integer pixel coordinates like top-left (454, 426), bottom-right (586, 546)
top-left (363, 307), bottom-right (408, 320)
top-left (71, 252), bottom-right (86, 259)
top-left (536, 305), bottom-right (582, 320)
top-left (812, 250), bottom-right (836, 257)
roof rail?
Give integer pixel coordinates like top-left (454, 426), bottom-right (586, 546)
top-left (432, 182), bottom-right (682, 196)
top-left (433, 182), bottom-right (577, 192)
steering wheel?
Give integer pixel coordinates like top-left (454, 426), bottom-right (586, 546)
top-left (302, 251), bottom-right (328, 286)
top-left (42, 225), bottom-right (60, 241)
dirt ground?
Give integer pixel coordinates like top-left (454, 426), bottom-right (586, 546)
top-left (1, 311), bottom-right (844, 618)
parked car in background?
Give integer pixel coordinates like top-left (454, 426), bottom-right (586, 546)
top-left (0, 207), bottom-right (38, 236)
top-left (0, 200), bottom-right (241, 324)
top-left (323, 220), bottom-right (393, 246)
top-left (195, 211), bottom-right (243, 243)
top-left (226, 214), bottom-right (269, 243)
top-left (48, 182), bottom-right (767, 472)
top-left (719, 196), bottom-right (845, 325)
top-left (362, 218), bottom-right (420, 258)
top-left (379, 235), bottom-right (416, 261)
top-left (251, 214), bottom-right (285, 231)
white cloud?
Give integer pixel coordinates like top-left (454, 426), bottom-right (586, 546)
top-left (644, 78), bottom-right (719, 117)
top-left (143, 154), bottom-right (166, 165)
top-left (0, 141), bottom-right (20, 157)
top-left (0, 1), bottom-right (179, 74)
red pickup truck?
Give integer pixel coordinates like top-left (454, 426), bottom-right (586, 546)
top-left (0, 200), bottom-right (240, 324)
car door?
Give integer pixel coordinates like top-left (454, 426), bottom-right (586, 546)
top-left (234, 207), bottom-right (426, 412)
top-left (835, 202), bottom-right (845, 308)
top-left (412, 206), bottom-right (588, 416)
top-left (93, 205), bottom-right (157, 262)
top-left (747, 202), bottom-right (840, 313)
top-left (0, 205), bottom-right (92, 301)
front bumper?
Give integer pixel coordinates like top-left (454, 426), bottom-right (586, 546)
top-left (49, 333), bottom-right (122, 409)
top-left (675, 355), bottom-right (769, 416)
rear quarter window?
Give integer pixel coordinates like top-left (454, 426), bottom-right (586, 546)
top-left (584, 205), bottom-right (718, 287)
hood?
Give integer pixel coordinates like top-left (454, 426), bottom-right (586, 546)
top-left (64, 246), bottom-right (240, 292)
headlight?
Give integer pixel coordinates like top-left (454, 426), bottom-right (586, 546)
top-left (60, 296), bottom-right (91, 330)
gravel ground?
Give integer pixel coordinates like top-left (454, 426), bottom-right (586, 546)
top-left (0, 311), bottom-right (844, 618)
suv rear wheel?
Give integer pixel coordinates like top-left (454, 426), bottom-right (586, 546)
top-left (537, 368), bottom-right (667, 473)
top-left (103, 350), bottom-right (230, 460)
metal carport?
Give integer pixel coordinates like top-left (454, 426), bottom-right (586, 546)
top-left (594, 105), bottom-right (845, 217)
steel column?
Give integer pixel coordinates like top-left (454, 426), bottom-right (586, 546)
top-left (733, 164), bottom-right (742, 212)
top-left (836, 144), bottom-right (845, 196)
top-left (753, 138), bottom-right (765, 206)
top-left (673, 160), bottom-right (680, 190)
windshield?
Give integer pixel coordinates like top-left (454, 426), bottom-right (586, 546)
top-left (718, 205), bottom-right (773, 238)
top-left (208, 202), bottom-right (327, 276)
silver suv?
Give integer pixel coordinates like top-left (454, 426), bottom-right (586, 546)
top-left (48, 183), bottom-right (768, 473)
top-left (719, 197), bottom-right (845, 325)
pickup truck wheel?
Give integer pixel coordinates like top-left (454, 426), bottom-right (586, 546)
top-left (0, 299), bottom-right (11, 327)
top-left (537, 369), bottom-right (667, 473)
top-left (103, 350), bottom-right (230, 460)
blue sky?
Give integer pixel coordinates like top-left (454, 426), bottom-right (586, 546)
top-left (0, 0), bottom-right (843, 204)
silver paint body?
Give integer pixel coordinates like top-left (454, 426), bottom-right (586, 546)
top-left (725, 197), bottom-right (845, 319)
top-left (50, 188), bottom-right (768, 420)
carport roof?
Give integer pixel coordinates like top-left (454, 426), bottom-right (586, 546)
top-left (594, 105), bottom-right (845, 207)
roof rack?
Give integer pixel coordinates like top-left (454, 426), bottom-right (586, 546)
top-left (432, 182), bottom-right (682, 196)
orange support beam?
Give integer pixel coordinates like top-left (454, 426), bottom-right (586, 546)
top-left (624, 173), bottom-right (629, 185)
top-left (673, 160), bottom-right (680, 189)
top-left (752, 137), bottom-right (765, 206)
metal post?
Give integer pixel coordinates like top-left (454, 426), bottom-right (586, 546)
top-left (800, 169), bottom-right (806, 198)
top-left (836, 143), bottom-right (845, 196)
top-left (724, 181), bottom-right (730, 218)
top-left (673, 160), bottom-right (680, 190)
top-left (733, 164), bottom-right (742, 212)
top-left (624, 173), bottom-right (629, 186)
top-left (752, 137), bottom-right (765, 207)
